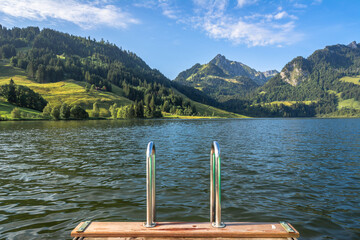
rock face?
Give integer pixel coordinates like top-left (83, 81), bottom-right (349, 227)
top-left (262, 70), bottom-right (279, 79)
top-left (347, 41), bottom-right (358, 49)
top-left (280, 56), bottom-right (312, 86)
top-left (209, 54), bottom-right (270, 85)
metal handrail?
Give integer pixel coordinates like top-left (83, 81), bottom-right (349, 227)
top-left (210, 141), bottom-right (225, 228)
top-left (144, 141), bottom-right (156, 227)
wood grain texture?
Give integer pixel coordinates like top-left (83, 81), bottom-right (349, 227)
top-left (81, 238), bottom-right (297, 240)
top-left (71, 222), bottom-right (299, 239)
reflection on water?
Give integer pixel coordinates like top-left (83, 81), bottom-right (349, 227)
top-left (0, 119), bottom-right (359, 239)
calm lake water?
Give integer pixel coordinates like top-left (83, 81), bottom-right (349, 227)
top-left (0, 118), bottom-right (359, 240)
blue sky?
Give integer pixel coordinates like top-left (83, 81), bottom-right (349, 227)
top-left (1, 0), bottom-right (360, 79)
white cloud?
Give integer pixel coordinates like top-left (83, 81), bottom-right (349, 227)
top-left (190, 0), bottom-right (301, 47)
top-left (274, 11), bottom-right (297, 20)
top-left (236, 0), bottom-right (257, 8)
top-left (135, 0), bottom-right (303, 47)
top-left (134, 0), bottom-right (179, 20)
top-left (158, 0), bottom-right (179, 19)
top-left (0, 0), bottom-right (139, 29)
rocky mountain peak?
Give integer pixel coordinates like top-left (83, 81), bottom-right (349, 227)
top-left (214, 54), bottom-right (226, 60)
top-left (347, 41), bottom-right (358, 49)
top-left (280, 56), bottom-right (311, 86)
top-left (262, 70), bottom-right (279, 79)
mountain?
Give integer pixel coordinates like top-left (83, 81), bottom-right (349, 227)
top-left (174, 42), bottom-right (360, 117)
top-left (262, 70), bottom-right (279, 79)
top-left (259, 41), bottom-right (360, 102)
top-left (174, 54), bottom-right (276, 101)
top-left (0, 25), bottom-right (242, 119)
top-left (208, 54), bottom-right (276, 85)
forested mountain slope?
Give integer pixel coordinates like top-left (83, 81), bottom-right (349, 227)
top-left (174, 43), bottom-right (360, 117)
top-left (174, 54), bottom-right (277, 102)
top-left (0, 25), bottom-right (240, 119)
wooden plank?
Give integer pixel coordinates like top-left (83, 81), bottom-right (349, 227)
top-left (82, 238), bottom-right (296, 240)
top-left (71, 222), bottom-right (299, 239)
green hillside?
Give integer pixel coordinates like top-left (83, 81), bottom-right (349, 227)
top-left (0, 62), bottom-right (242, 119)
top-left (0, 100), bottom-right (43, 120)
top-left (0, 25), bottom-right (245, 120)
top-left (174, 60), bottom-right (259, 102)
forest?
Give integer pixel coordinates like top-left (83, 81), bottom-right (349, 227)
top-left (0, 25), bottom-right (198, 119)
top-left (0, 25), bottom-right (359, 119)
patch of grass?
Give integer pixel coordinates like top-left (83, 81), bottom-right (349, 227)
top-left (56, 54), bottom-right (66, 59)
top-left (339, 75), bottom-right (360, 85)
top-left (162, 112), bottom-right (232, 119)
top-left (0, 100), bottom-right (43, 120)
top-left (338, 98), bottom-right (360, 110)
top-left (269, 100), bottom-right (315, 106)
top-left (172, 88), bottom-right (248, 118)
top-left (0, 63), bottom-right (133, 112)
top-left (0, 63), bottom-right (27, 79)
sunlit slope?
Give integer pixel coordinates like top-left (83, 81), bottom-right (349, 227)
top-left (172, 88), bottom-right (248, 118)
top-left (0, 62), bottom-right (245, 118)
top-left (0, 63), bottom-right (133, 110)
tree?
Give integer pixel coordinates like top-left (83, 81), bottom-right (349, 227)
top-left (6, 79), bottom-right (16, 103)
top-left (70, 104), bottom-right (89, 119)
top-left (26, 61), bottom-right (35, 79)
top-left (51, 105), bottom-right (61, 120)
top-left (135, 101), bottom-right (144, 118)
top-left (92, 102), bottom-right (100, 118)
top-left (0, 44), bottom-right (16, 59)
top-left (162, 100), bottom-right (170, 112)
top-left (149, 95), bottom-right (156, 112)
top-left (60, 103), bottom-right (70, 119)
top-left (36, 64), bottom-right (45, 83)
top-left (42, 104), bottom-right (52, 118)
top-left (11, 107), bottom-right (21, 119)
top-left (109, 103), bottom-right (118, 119)
top-left (85, 83), bottom-right (90, 92)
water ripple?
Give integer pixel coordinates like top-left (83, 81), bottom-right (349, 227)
top-left (0, 119), bottom-right (359, 240)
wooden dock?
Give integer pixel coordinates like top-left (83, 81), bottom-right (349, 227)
top-left (71, 221), bottom-right (299, 240)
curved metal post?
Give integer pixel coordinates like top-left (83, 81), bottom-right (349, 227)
top-left (210, 141), bottom-right (225, 228)
top-left (144, 141), bottom-right (156, 227)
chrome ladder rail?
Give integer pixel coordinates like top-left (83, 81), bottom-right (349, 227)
top-left (210, 141), bottom-right (225, 228)
top-left (144, 141), bottom-right (156, 227)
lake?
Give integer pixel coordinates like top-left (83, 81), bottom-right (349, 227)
top-left (0, 118), bottom-right (359, 240)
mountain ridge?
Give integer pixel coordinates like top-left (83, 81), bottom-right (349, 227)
top-left (174, 54), bottom-right (278, 101)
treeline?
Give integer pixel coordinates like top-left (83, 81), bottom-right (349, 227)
top-left (1, 25), bottom-right (200, 117)
top-left (221, 92), bottom-right (338, 117)
top-left (256, 44), bottom-right (360, 104)
top-left (0, 79), bottom-right (47, 111)
top-left (42, 103), bottom-right (88, 120)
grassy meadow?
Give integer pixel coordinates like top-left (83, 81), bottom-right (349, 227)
top-left (0, 62), bottom-right (245, 120)
top-left (0, 99), bottom-right (43, 120)
top-left (339, 75), bottom-right (360, 85)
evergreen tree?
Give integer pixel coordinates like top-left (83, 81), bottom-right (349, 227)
top-left (36, 64), bottom-right (45, 83)
top-left (51, 105), bottom-right (61, 120)
top-left (60, 103), bottom-right (70, 119)
top-left (6, 79), bottom-right (16, 103)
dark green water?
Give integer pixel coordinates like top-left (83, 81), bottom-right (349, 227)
top-left (0, 119), bottom-right (359, 240)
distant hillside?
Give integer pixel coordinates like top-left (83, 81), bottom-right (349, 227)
top-left (0, 25), bottom-right (244, 119)
top-left (174, 54), bottom-right (277, 102)
top-left (209, 54), bottom-right (277, 85)
top-left (174, 43), bottom-right (360, 117)
top-left (257, 41), bottom-right (360, 104)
